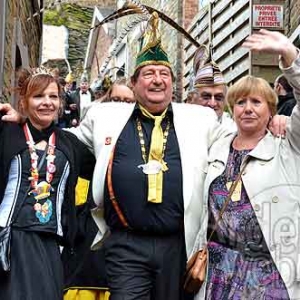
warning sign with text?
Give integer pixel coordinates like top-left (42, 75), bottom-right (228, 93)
top-left (253, 4), bottom-right (283, 29)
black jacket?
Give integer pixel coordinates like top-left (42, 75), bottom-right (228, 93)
top-left (0, 121), bottom-right (95, 246)
top-left (277, 93), bottom-right (296, 116)
top-left (68, 88), bottom-right (95, 121)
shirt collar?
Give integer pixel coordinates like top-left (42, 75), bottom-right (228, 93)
top-left (133, 103), bottom-right (173, 119)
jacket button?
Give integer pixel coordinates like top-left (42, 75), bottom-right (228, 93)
top-left (272, 196), bottom-right (279, 203)
top-left (253, 204), bottom-right (260, 211)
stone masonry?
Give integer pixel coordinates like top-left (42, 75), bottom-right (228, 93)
top-left (2, 0), bottom-right (42, 103)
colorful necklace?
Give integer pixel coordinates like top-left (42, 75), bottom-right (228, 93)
top-left (136, 116), bottom-right (170, 174)
top-left (23, 123), bottom-right (56, 223)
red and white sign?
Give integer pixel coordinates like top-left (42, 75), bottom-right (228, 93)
top-left (253, 4), bottom-right (283, 29)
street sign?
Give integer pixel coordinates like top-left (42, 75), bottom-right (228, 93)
top-left (252, 4), bottom-right (284, 29)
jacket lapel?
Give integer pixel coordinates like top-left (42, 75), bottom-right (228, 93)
top-left (172, 104), bottom-right (194, 210)
top-left (248, 131), bottom-right (276, 161)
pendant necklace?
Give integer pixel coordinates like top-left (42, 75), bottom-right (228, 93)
top-left (136, 117), bottom-right (170, 174)
top-left (23, 123), bottom-right (56, 223)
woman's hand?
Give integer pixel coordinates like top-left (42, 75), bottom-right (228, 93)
top-left (243, 29), bottom-right (298, 67)
top-left (268, 114), bottom-right (288, 138)
top-left (0, 103), bottom-right (24, 123)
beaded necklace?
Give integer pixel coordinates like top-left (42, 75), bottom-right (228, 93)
top-left (23, 123), bottom-right (56, 223)
top-left (136, 116), bottom-right (170, 168)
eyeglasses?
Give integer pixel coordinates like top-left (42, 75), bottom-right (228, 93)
top-left (199, 92), bottom-right (225, 102)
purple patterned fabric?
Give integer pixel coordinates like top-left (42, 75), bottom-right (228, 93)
top-left (205, 146), bottom-right (289, 300)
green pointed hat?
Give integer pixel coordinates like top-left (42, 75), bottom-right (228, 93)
top-left (135, 12), bottom-right (171, 72)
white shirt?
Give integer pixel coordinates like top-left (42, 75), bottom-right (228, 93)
top-left (80, 90), bottom-right (92, 120)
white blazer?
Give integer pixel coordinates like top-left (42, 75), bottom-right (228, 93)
top-left (194, 55), bottom-right (300, 299)
top-left (69, 102), bottom-right (234, 258)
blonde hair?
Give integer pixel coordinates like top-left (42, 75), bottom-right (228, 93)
top-left (101, 77), bottom-right (132, 103)
top-left (226, 75), bottom-right (278, 116)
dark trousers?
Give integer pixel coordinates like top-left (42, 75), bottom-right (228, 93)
top-left (104, 230), bottom-right (192, 300)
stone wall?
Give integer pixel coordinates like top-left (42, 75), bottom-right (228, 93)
top-left (3, 0), bottom-right (42, 102)
top-left (43, 3), bottom-right (94, 80)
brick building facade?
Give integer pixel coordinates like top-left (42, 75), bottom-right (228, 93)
top-left (0, 0), bottom-right (43, 104)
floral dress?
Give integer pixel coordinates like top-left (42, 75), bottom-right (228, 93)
top-left (205, 145), bottom-right (289, 300)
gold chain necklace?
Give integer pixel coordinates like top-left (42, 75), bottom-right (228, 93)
top-left (136, 116), bottom-right (170, 163)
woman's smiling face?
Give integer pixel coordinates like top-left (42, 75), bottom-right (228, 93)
top-left (26, 82), bottom-right (60, 130)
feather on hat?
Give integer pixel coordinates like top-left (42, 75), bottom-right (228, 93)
top-left (135, 12), bottom-right (171, 72)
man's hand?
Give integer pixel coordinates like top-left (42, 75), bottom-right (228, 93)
top-left (269, 114), bottom-right (288, 138)
top-left (0, 103), bottom-right (23, 123)
top-left (242, 29), bottom-right (298, 68)
top-left (69, 103), bottom-right (77, 110)
top-left (71, 118), bottom-right (78, 127)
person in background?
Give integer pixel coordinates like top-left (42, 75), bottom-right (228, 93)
top-left (62, 177), bottom-right (110, 300)
top-left (193, 29), bottom-right (300, 300)
top-left (191, 49), bottom-right (233, 126)
top-left (63, 72), bottom-right (79, 128)
top-left (101, 77), bottom-right (134, 103)
top-left (274, 74), bottom-right (296, 116)
top-left (185, 89), bottom-right (199, 104)
top-left (68, 71), bottom-right (95, 125)
top-left (0, 68), bottom-right (95, 300)
top-left (92, 75), bottom-right (113, 102)
top-left (57, 77), bottom-right (69, 128)
top-left (65, 72), bottom-right (75, 93)
top-left (62, 75), bottom-right (112, 300)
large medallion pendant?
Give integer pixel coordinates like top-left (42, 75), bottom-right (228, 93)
top-left (34, 199), bottom-right (53, 223)
top-left (28, 181), bottom-right (54, 201)
top-left (138, 160), bottom-right (163, 175)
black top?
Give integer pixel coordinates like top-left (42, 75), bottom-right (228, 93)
top-left (104, 105), bottom-right (184, 235)
top-left (277, 93), bottom-right (296, 116)
top-left (0, 120), bottom-right (95, 246)
top-left (13, 148), bottom-right (68, 234)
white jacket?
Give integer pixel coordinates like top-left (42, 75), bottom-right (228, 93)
top-left (69, 102), bottom-right (233, 258)
top-left (194, 56), bottom-right (300, 299)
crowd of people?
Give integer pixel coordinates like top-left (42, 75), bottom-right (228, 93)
top-left (0, 10), bottom-right (300, 300)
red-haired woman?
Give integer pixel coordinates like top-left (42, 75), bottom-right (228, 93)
top-left (0, 69), bottom-right (95, 300)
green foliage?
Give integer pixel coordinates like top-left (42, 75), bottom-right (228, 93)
top-left (43, 10), bottom-right (68, 26)
top-left (43, 3), bottom-right (93, 29)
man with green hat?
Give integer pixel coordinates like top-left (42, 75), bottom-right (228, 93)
top-left (67, 13), bottom-right (231, 299)
top-left (0, 14), bottom-right (289, 300)
top-left (0, 11), bottom-right (237, 300)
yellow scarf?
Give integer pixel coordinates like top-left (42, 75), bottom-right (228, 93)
top-left (139, 104), bottom-right (169, 203)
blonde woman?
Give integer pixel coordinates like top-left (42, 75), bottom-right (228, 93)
top-left (193, 30), bottom-right (300, 299)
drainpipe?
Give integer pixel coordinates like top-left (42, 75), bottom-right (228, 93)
top-left (0, 0), bottom-right (6, 102)
top-left (176, 0), bottom-right (183, 102)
